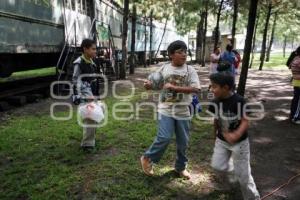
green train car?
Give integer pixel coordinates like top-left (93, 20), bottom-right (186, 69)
top-left (0, 0), bottom-right (65, 77)
top-left (0, 0), bottom-right (187, 78)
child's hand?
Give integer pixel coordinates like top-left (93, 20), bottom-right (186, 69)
top-left (163, 83), bottom-right (176, 90)
top-left (144, 80), bottom-right (153, 90)
top-left (223, 131), bottom-right (240, 144)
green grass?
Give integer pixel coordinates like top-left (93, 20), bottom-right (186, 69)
top-left (0, 89), bottom-right (237, 199)
top-left (251, 52), bottom-right (290, 70)
top-left (0, 67), bottom-right (56, 83)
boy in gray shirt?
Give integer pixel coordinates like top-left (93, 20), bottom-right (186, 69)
top-left (140, 41), bottom-right (201, 179)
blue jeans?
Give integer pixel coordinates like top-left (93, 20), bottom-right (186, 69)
top-left (144, 114), bottom-right (191, 171)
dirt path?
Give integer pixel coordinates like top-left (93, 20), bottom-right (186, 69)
top-left (245, 70), bottom-right (300, 200)
top-left (197, 67), bottom-right (300, 200)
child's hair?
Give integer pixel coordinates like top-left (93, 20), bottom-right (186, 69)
top-left (81, 38), bottom-right (96, 50)
top-left (167, 40), bottom-right (187, 56)
top-left (214, 46), bottom-right (220, 52)
top-left (209, 72), bottom-right (235, 89)
top-left (226, 44), bottom-right (233, 52)
top-left (296, 46), bottom-right (300, 55)
top-left (232, 49), bottom-right (239, 55)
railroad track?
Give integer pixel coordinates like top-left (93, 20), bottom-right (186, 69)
top-left (0, 75), bottom-right (57, 111)
top-left (0, 73), bottom-right (114, 111)
top-left (0, 75), bottom-right (56, 99)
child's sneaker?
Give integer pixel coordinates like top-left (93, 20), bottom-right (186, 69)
top-left (140, 156), bottom-right (154, 176)
top-left (175, 169), bottom-right (191, 180)
top-left (291, 119), bottom-right (300, 125)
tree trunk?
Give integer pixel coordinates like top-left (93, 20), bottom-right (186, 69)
top-left (237, 0), bottom-right (259, 96)
top-left (249, 11), bottom-right (260, 69)
top-left (201, 2), bottom-right (208, 67)
top-left (129, 4), bottom-right (136, 74)
top-left (214, 0), bottom-right (224, 49)
top-left (154, 15), bottom-right (169, 59)
top-left (259, 3), bottom-right (272, 70)
top-left (120, 0), bottom-right (129, 79)
top-left (144, 17), bottom-right (147, 68)
top-left (231, 0), bottom-right (238, 47)
top-left (266, 12), bottom-right (278, 62)
top-left (266, 34), bottom-right (270, 58)
top-left (91, 0), bottom-right (97, 42)
top-left (149, 9), bottom-right (153, 65)
top-left (196, 11), bottom-right (205, 64)
top-left (283, 35), bottom-right (287, 58)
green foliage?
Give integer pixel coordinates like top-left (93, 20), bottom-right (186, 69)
top-left (251, 52), bottom-right (289, 69)
top-left (115, 0), bottom-right (300, 45)
top-left (131, 0), bottom-right (174, 21)
top-left (0, 67), bottom-right (55, 83)
top-left (255, 0), bottom-right (300, 45)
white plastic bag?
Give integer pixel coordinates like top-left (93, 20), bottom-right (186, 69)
top-left (79, 101), bottom-right (105, 123)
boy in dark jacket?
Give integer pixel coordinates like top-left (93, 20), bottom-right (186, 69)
top-left (72, 39), bottom-right (98, 150)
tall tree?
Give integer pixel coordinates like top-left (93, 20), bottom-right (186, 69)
top-left (196, 11), bottom-right (205, 64)
top-left (129, 4), bottom-right (137, 74)
top-left (283, 34), bottom-right (287, 58)
top-left (266, 11), bottom-right (278, 62)
top-left (154, 15), bottom-right (169, 59)
top-left (259, 2), bottom-right (272, 70)
top-left (201, 1), bottom-right (209, 67)
top-left (149, 9), bottom-right (153, 65)
top-left (214, 0), bottom-right (224, 49)
top-left (133, 0), bottom-right (175, 65)
top-left (143, 17), bottom-right (147, 68)
top-left (231, 0), bottom-right (238, 47)
top-left (120, 0), bottom-right (129, 79)
top-left (249, 11), bottom-right (260, 69)
top-left (237, 0), bottom-right (259, 96)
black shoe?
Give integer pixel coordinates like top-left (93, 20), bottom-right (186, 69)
top-left (291, 119), bottom-right (300, 125)
top-left (81, 146), bottom-right (95, 153)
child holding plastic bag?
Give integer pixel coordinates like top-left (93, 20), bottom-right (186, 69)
top-left (72, 39), bottom-right (103, 151)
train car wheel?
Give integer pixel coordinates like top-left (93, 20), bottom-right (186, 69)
top-left (0, 63), bottom-right (13, 78)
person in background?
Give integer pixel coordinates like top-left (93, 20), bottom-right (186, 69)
top-left (72, 38), bottom-right (99, 151)
top-left (232, 49), bottom-right (241, 75)
top-left (210, 46), bottom-right (221, 75)
top-left (219, 44), bottom-right (236, 76)
top-left (287, 46), bottom-right (300, 68)
top-left (288, 46), bottom-right (300, 125)
top-left (217, 44), bottom-right (238, 91)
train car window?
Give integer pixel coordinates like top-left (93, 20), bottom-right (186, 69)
top-left (137, 30), bottom-right (140, 40)
top-left (82, 0), bottom-right (86, 13)
top-left (64, 0), bottom-right (69, 9)
top-left (77, 0), bottom-right (82, 12)
top-left (64, 0), bottom-right (75, 10)
top-left (75, 0), bottom-right (92, 16)
top-left (86, 0), bottom-right (91, 16)
top-left (71, 0), bottom-right (76, 10)
top-left (105, 6), bottom-right (109, 15)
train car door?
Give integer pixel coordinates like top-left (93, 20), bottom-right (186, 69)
top-left (63, 0), bottom-right (93, 47)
